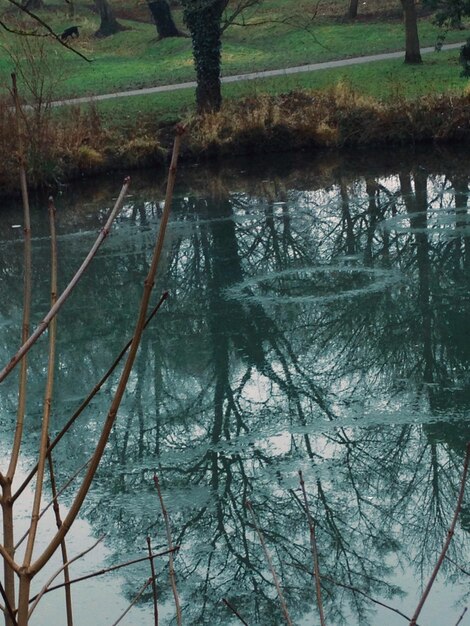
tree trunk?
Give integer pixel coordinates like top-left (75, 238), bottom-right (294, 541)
top-left (400, 0), bottom-right (422, 63)
top-left (183, 0), bottom-right (226, 113)
top-left (348, 0), bottom-right (359, 19)
top-left (147, 0), bottom-right (182, 38)
top-left (94, 0), bottom-right (126, 38)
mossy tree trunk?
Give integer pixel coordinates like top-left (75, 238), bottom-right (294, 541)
top-left (148, 0), bottom-right (183, 38)
top-left (400, 0), bottom-right (422, 63)
top-left (94, 0), bottom-right (126, 38)
top-left (182, 0), bottom-right (228, 113)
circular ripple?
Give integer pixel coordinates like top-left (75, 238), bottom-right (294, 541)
top-left (226, 265), bottom-right (401, 304)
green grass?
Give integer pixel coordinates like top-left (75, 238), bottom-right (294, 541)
top-left (81, 49), bottom-right (468, 129)
top-left (0, 0), bottom-right (469, 101)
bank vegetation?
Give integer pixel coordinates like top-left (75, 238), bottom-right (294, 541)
top-left (2, 81), bottom-right (470, 195)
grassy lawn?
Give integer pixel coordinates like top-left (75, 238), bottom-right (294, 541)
top-left (0, 0), bottom-right (468, 101)
top-left (83, 49), bottom-right (467, 130)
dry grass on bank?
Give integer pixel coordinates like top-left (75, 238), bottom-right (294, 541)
top-left (2, 83), bottom-right (470, 195)
top-left (186, 83), bottom-right (470, 157)
top-left (0, 99), bottom-right (165, 194)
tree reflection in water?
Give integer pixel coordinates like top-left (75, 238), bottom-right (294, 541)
top-left (0, 150), bottom-right (470, 625)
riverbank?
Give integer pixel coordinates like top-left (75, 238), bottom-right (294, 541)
top-left (2, 81), bottom-right (470, 197)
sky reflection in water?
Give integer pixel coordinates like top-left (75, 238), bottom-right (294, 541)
top-left (0, 149), bottom-right (469, 625)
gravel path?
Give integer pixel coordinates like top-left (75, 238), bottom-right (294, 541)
top-left (52, 42), bottom-right (465, 107)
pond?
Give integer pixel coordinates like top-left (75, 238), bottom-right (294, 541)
top-left (0, 146), bottom-right (469, 625)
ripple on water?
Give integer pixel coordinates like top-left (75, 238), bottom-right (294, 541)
top-left (225, 265), bottom-right (402, 304)
top-left (382, 208), bottom-right (470, 236)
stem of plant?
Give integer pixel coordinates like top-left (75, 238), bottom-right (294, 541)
top-left (147, 537), bottom-right (159, 626)
top-left (409, 441), bottom-right (470, 626)
top-left (299, 470), bottom-right (326, 626)
top-left (245, 500), bottom-right (293, 626)
top-left (12, 291), bottom-right (168, 505)
top-left (154, 475), bottom-right (181, 626)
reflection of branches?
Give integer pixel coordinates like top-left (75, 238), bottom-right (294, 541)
top-left (410, 441), bottom-right (470, 626)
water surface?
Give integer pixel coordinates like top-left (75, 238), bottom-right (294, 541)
top-left (1, 148), bottom-right (469, 625)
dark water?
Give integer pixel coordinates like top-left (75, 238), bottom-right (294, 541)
top-left (1, 147), bottom-right (470, 625)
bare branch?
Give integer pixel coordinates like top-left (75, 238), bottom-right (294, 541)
top-left (409, 441), bottom-right (470, 626)
top-left (4, 0), bottom-right (92, 62)
top-left (245, 500), bottom-right (293, 626)
top-left (222, 598), bottom-right (248, 625)
top-left (146, 537), bottom-right (159, 626)
top-left (299, 470), bottom-right (326, 626)
top-left (455, 607), bottom-right (467, 626)
top-left (154, 475), bottom-right (181, 626)
top-left (110, 577), bottom-right (155, 626)
top-left (28, 547), bottom-right (180, 601)
top-left (28, 535), bottom-right (106, 617)
top-left (0, 581), bottom-right (18, 626)
top-left (0, 177), bottom-right (131, 384)
top-left (12, 291), bottom-right (168, 504)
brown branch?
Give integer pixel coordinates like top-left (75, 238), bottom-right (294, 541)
top-left (1, 71), bottom-right (33, 626)
top-left (0, 581), bottom-right (18, 626)
top-left (28, 547), bottom-right (180, 602)
top-left (0, 177), bottom-right (131, 384)
top-left (245, 500), bottom-right (293, 626)
top-left (222, 598), bottom-right (248, 625)
top-left (147, 537), bottom-right (159, 626)
top-left (6, 72), bottom-right (32, 482)
top-left (15, 458), bottom-right (90, 550)
top-left (22, 197), bottom-right (59, 570)
top-left (154, 475), bottom-right (181, 626)
top-left (29, 126), bottom-right (184, 577)
top-left (0, 19), bottom-right (49, 36)
top-left (28, 535), bottom-right (105, 618)
top-left (5, 0), bottom-right (92, 62)
top-left (44, 199), bottom-right (73, 625)
top-left (47, 437), bottom-right (74, 626)
top-left (299, 470), bottom-right (326, 626)
top-left (409, 441), bottom-right (470, 626)
top-left (12, 291), bottom-right (168, 504)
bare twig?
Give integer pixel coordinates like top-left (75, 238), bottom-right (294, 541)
top-left (0, 581), bottom-right (18, 626)
top-left (409, 441), bottom-right (470, 626)
top-left (5, 0), bottom-right (92, 62)
top-left (147, 537), bottom-right (159, 626)
top-left (455, 607), bottom-right (467, 626)
top-left (28, 127), bottom-right (184, 580)
top-left (245, 500), bottom-right (293, 626)
top-left (44, 197), bottom-right (73, 625)
top-left (12, 291), bottom-right (168, 504)
top-left (1, 71), bottom-right (33, 626)
top-left (15, 458), bottom-right (90, 550)
top-left (28, 535), bottom-right (105, 617)
top-left (29, 547), bottom-right (179, 601)
top-left (110, 577), bottom-right (155, 626)
top-left (154, 475), bottom-right (181, 626)
top-left (0, 177), bottom-right (131, 383)
top-left (320, 574), bottom-right (415, 623)
top-left (222, 598), bottom-right (248, 625)
top-left (22, 197), bottom-right (59, 572)
top-left (445, 556), bottom-right (470, 577)
top-left (299, 470), bottom-right (326, 626)
top-left (0, 19), bottom-right (49, 37)
top-left (47, 439), bottom-right (74, 626)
